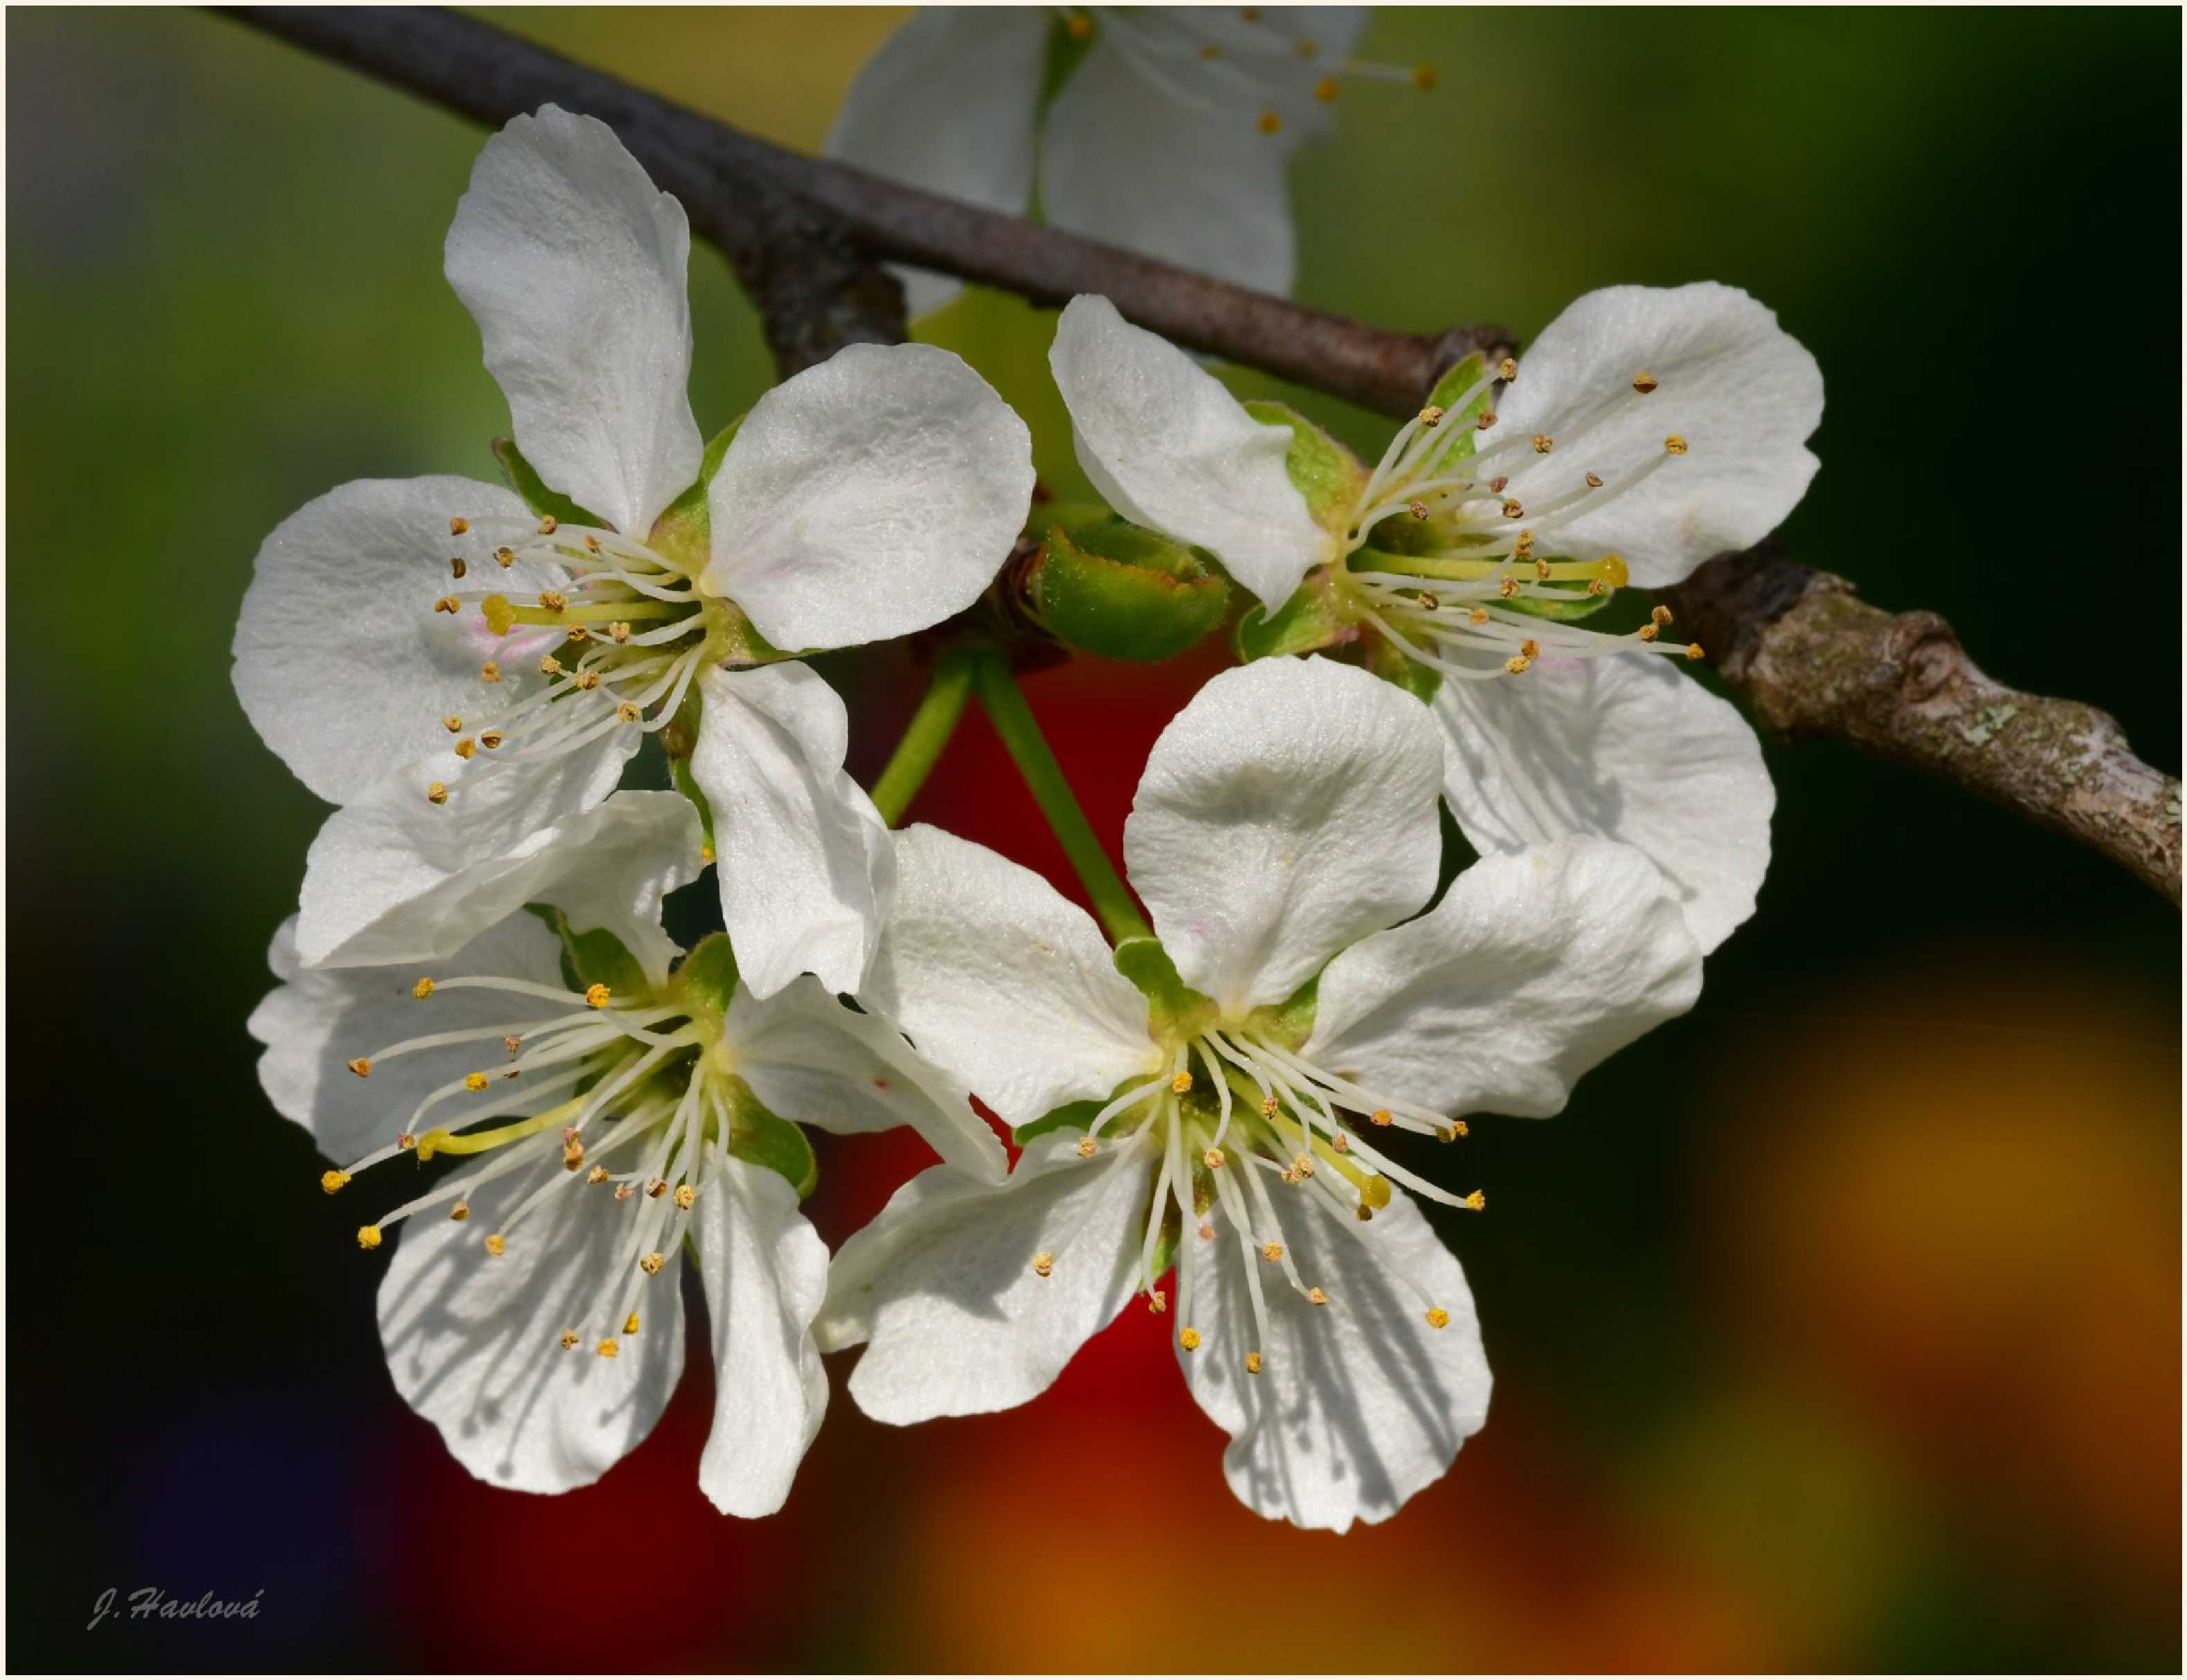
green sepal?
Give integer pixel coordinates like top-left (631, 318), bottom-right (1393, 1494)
top-left (525, 903), bottom-right (649, 1000)
top-left (1234, 572), bottom-right (1347, 662)
top-left (723, 1076), bottom-right (819, 1199)
top-left (1242, 399), bottom-right (1366, 538)
top-left (1363, 630), bottom-right (1443, 705)
top-left (1241, 973), bottom-right (1320, 1053)
top-left (669, 754), bottom-right (716, 851)
top-left (672, 930), bottom-right (738, 1018)
top-left (1113, 937), bottom-right (1214, 1034)
top-left (492, 438), bottom-right (610, 531)
top-left (1011, 1097), bottom-right (1103, 1148)
top-left (1029, 521), bottom-right (1230, 662)
top-left (646, 417), bottom-right (744, 574)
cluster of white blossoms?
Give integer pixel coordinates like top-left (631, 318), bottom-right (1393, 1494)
top-left (235, 79), bottom-right (1821, 1529)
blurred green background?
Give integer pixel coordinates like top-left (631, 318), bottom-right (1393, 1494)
top-left (8, 6), bottom-right (2179, 1672)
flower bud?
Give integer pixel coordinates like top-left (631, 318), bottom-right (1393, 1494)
top-left (1027, 521), bottom-right (1230, 662)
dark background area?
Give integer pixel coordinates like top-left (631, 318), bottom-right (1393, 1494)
top-left (8, 6), bottom-right (2180, 1671)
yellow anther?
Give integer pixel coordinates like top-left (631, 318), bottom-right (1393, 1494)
top-left (1077, 1136), bottom-right (1097, 1158)
top-left (1332, 1133), bottom-right (1350, 1153)
top-left (574, 669), bottom-right (601, 691)
top-left (1202, 1148), bottom-right (1226, 1171)
top-left (413, 977), bottom-right (435, 999)
top-left (493, 546), bottom-right (515, 567)
top-left (1257, 109), bottom-right (1283, 134)
top-left (1065, 9), bottom-right (1091, 38)
top-left (596, 1338), bottom-right (619, 1359)
top-left (639, 1251), bottom-right (666, 1276)
top-left (480, 595), bottom-right (515, 635)
top-left (1170, 1070), bottom-right (1194, 1095)
top-left (614, 1183), bottom-right (635, 1203)
top-left (1497, 355), bottom-right (1517, 381)
top-left (1307, 1286), bottom-right (1329, 1306)
top-left (1031, 1250), bottom-right (1055, 1277)
top-left (563, 1142), bottom-right (585, 1171)
top-left (1505, 655), bottom-right (1532, 675)
top-left (1246, 1351), bottom-right (1264, 1374)
top-left (538, 590), bottom-right (567, 614)
top-left (1534, 558), bottom-right (1552, 581)
top-left (646, 1178), bottom-right (669, 1200)
top-left (441, 714), bottom-right (463, 733)
top-left (585, 982), bottom-right (611, 1008)
top-left (1532, 434), bottom-right (1554, 454)
top-left (1261, 1242), bottom-right (1284, 1263)
top-left (1463, 1190), bottom-right (1486, 1211)
top-left (1260, 1096), bottom-right (1280, 1119)
top-left (610, 621), bottom-right (632, 644)
top-left (1632, 371), bottom-right (1659, 394)
top-left (321, 1169), bottom-right (351, 1194)
top-left (1638, 623), bottom-right (1661, 643)
top-left (1455, 1120), bottom-right (1470, 1137)
top-left (1664, 434), bottom-right (1689, 455)
top-left (1685, 642), bottom-right (1706, 661)
top-left (1419, 405), bottom-right (1444, 427)
top-left (1292, 1153), bottom-right (1316, 1178)
top-left (538, 655), bottom-right (563, 677)
top-left (1476, 410), bottom-right (1498, 432)
top-left (1198, 1222), bottom-right (1216, 1241)
top-left (671, 1183), bottom-right (695, 1212)
top-left (1469, 608), bottom-right (1491, 625)
top-left (397, 1132), bottom-right (418, 1151)
top-left (1652, 604), bottom-right (1674, 626)
top-left (425, 782), bottom-right (448, 806)
top-left (1417, 591), bottom-right (1439, 612)
top-left (464, 1072), bottom-right (489, 1092)
top-left (1426, 1307), bottom-right (1451, 1329)
top-left (1519, 638), bottom-right (1540, 660)
top-left (623, 1311), bottom-right (641, 1336)
top-left (432, 595), bottom-right (460, 615)
top-left (1413, 62), bottom-right (1437, 91)
top-left (504, 1034), bottom-right (523, 1056)
top-left (448, 556), bottom-right (468, 581)
top-left (1179, 1327), bottom-right (1202, 1352)
top-left (454, 738), bottom-right (476, 760)
top-left (484, 1233), bottom-right (506, 1256)
top-left (346, 1057), bottom-right (371, 1079)
top-left (583, 534), bottom-right (602, 555)
top-left (1314, 76), bottom-right (1339, 101)
top-left (356, 1225), bottom-right (383, 1250)
top-left (587, 1165), bottom-right (610, 1185)
top-left (559, 1329), bottom-right (580, 1350)
top-left (1147, 1289), bottom-right (1168, 1314)
top-left (1280, 1167), bottom-right (1299, 1184)
top-left (1514, 529), bottom-right (1534, 558)
top-left (1354, 1204), bottom-right (1374, 1223)
top-left (479, 730), bottom-right (504, 750)
top-left (1500, 497), bottom-right (1524, 520)
top-left (1586, 470), bottom-right (1604, 488)
top-left (1489, 475), bottom-right (1509, 492)
top-left (538, 515), bottom-right (558, 535)
top-left (1586, 578), bottom-right (1606, 596)
top-left (449, 1201), bottom-right (470, 1222)
top-left (1370, 1108), bottom-right (1392, 1127)
top-left (1497, 578), bottom-right (1520, 600)
top-left (450, 516), bottom-right (470, 536)
top-left (479, 660), bottom-right (502, 683)
top-left (566, 625), bottom-right (587, 644)
top-left (1408, 499), bottom-right (1428, 520)
top-left (617, 702), bottom-right (641, 725)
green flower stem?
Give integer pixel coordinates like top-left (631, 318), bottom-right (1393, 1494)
top-left (869, 645), bottom-right (979, 827)
top-left (970, 648), bottom-right (1152, 945)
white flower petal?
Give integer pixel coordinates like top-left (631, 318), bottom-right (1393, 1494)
top-left (862, 824), bottom-right (1159, 1131)
top-left (1436, 656), bottom-right (1773, 953)
top-left (378, 1158), bottom-right (684, 1494)
top-left (824, 7), bottom-right (1051, 317)
top-left (444, 105), bottom-right (702, 536)
top-left (702, 344), bottom-right (1034, 651)
top-left (231, 476), bottom-right (546, 805)
top-left (248, 911), bottom-right (566, 1165)
top-left (693, 1149), bottom-right (831, 1518)
top-left (1183, 1180), bottom-right (1490, 1532)
top-left (820, 1131), bottom-right (1157, 1420)
top-left (690, 664), bottom-right (894, 1000)
top-left (1494, 283), bottom-right (1823, 588)
top-left (1304, 840), bottom-right (1703, 1120)
top-left (295, 777), bottom-right (694, 973)
top-left (1041, 44), bottom-right (1298, 301)
top-left (1049, 294), bottom-right (1330, 612)
top-left (1124, 657), bottom-right (1444, 1016)
top-left (727, 974), bottom-right (1006, 1183)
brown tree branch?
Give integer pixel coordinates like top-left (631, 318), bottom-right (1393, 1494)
top-left (224, 5), bottom-right (2181, 899)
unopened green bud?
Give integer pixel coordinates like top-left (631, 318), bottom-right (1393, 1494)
top-left (1029, 521), bottom-right (1229, 662)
